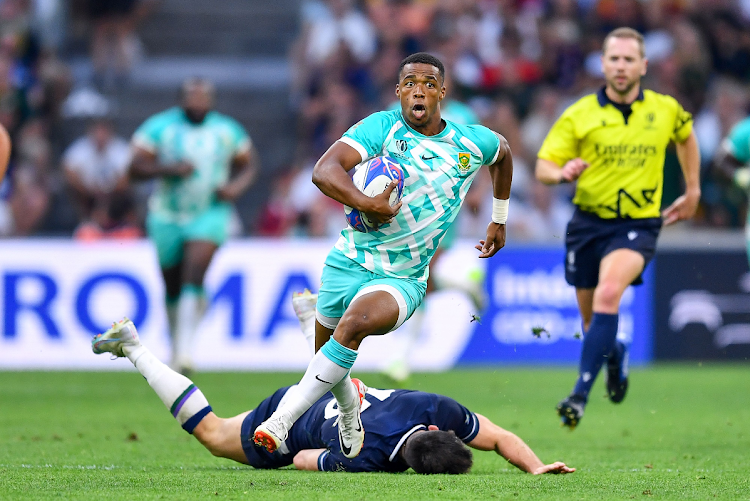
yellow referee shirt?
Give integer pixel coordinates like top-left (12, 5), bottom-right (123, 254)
top-left (537, 87), bottom-right (693, 219)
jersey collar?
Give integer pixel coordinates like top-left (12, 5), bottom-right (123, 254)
top-left (399, 111), bottom-right (451, 139)
top-left (389, 424), bottom-right (426, 462)
top-left (596, 86), bottom-right (644, 108)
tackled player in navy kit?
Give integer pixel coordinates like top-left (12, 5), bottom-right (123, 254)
top-left (92, 318), bottom-right (574, 475)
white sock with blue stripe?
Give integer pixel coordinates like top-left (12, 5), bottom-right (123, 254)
top-left (126, 345), bottom-right (211, 433)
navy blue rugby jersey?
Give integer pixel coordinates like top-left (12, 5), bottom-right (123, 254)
top-left (241, 386), bottom-right (480, 472)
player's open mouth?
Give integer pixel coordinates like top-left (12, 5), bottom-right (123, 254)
top-left (412, 104), bottom-right (426, 119)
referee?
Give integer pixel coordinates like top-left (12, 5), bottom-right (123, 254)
top-left (535, 27), bottom-right (700, 429)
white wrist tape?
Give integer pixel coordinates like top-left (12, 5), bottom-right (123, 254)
top-left (492, 198), bottom-right (509, 224)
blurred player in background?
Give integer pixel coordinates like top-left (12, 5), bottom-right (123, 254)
top-left (254, 52), bottom-right (514, 460)
top-left (91, 319), bottom-right (573, 475)
top-left (713, 115), bottom-right (750, 266)
top-left (129, 77), bottom-right (258, 374)
top-left (535, 28), bottom-right (700, 428)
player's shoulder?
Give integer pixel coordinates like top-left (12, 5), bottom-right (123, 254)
top-left (138, 107), bottom-right (183, 131)
top-left (642, 89), bottom-right (682, 111)
top-left (368, 110), bottom-right (401, 127)
top-left (206, 111), bottom-right (244, 129)
top-left (560, 93), bottom-right (601, 117)
top-left (347, 110), bottom-right (401, 136)
top-left (452, 121), bottom-right (496, 138)
top-left (450, 121), bottom-right (501, 160)
top-left (148, 106), bottom-right (184, 123)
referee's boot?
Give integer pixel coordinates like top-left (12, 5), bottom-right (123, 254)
top-left (556, 394), bottom-right (586, 429)
top-left (606, 340), bottom-right (629, 403)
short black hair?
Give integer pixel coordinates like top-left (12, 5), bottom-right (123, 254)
top-left (180, 77), bottom-right (215, 101)
top-left (403, 430), bottom-right (473, 474)
top-left (398, 52), bottom-right (445, 83)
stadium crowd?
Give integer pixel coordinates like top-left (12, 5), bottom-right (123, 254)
top-left (263, 0), bottom-right (750, 239)
top-left (2, 0), bottom-right (750, 240)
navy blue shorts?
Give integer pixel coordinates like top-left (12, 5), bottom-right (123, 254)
top-left (564, 208), bottom-right (661, 288)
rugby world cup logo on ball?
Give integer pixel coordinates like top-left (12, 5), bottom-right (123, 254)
top-left (344, 156), bottom-right (405, 232)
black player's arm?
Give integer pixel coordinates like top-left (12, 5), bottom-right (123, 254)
top-left (489, 133), bottom-right (513, 200)
top-left (468, 414), bottom-right (574, 475)
top-left (292, 449), bottom-right (326, 471)
top-left (475, 134), bottom-right (513, 258)
top-left (216, 144), bottom-right (259, 202)
top-left (312, 141), bottom-right (400, 225)
top-left (711, 141), bottom-right (744, 184)
top-left (129, 145), bottom-right (193, 180)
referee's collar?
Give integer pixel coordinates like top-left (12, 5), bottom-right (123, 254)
top-left (597, 86), bottom-right (644, 107)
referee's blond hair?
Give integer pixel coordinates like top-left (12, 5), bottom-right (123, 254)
top-left (603, 27), bottom-right (645, 58)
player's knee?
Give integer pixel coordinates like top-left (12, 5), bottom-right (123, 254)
top-left (594, 281), bottom-right (623, 310)
top-left (292, 454), bottom-right (307, 470)
top-left (203, 434), bottom-right (229, 459)
top-left (334, 318), bottom-right (369, 349)
top-left (194, 421), bottom-right (227, 458)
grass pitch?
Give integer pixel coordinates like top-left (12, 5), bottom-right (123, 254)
top-left (1, 365), bottom-right (748, 500)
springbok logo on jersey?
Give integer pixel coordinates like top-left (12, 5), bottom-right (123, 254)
top-left (457, 153), bottom-right (471, 173)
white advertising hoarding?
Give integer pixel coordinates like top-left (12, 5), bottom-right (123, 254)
top-left (0, 239), bottom-right (480, 371)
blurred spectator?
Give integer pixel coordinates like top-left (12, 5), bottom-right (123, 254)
top-left (87, 0), bottom-right (140, 91)
top-left (304, 0), bottom-right (377, 67)
top-left (694, 78), bottom-right (748, 168)
top-left (0, 53), bottom-right (29, 137)
top-left (696, 79), bottom-right (750, 226)
top-left (62, 118), bottom-right (131, 221)
top-left (291, 0), bottom-right (378, 112)
top-left (521, 86), bottom-right (563, 166)
top-left (705, 10), bottom-right (750, 81)
top-left (74, 190), bottom-right (142, 240)
top-left (3, 118), bottom-right (51, 235)
top-left (506, 181), bottom-right (574, 243)
top-left (256, 169), bottom-right (298, 237)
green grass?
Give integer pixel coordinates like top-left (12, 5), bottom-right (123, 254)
top-left (1, 366), bottom-right (749, 500)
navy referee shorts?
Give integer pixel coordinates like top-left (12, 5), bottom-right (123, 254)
top-left (564, 208), bottom-right (662, 288)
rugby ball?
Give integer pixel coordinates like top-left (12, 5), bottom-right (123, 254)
top-left (344, 156), bottom-right (404, 232)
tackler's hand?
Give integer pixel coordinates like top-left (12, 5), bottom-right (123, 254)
top-left (532, 462), bottom-right (576, 475)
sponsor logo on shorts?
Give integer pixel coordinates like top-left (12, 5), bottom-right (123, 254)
top-left (567, 250), bottom-right (576, 272)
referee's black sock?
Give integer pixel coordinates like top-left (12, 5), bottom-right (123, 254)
top-left (573, 313), bottom-right (618, 400)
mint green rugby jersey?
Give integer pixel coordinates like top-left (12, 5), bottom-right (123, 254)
top-left (725, 117), bottom-right (750, 165)
top-left (336, 110), bottom-right (501, 282)
top-left (724, 117), bottom-right (750, 224)
top-left (132, 107), bottom-right (251, 221)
